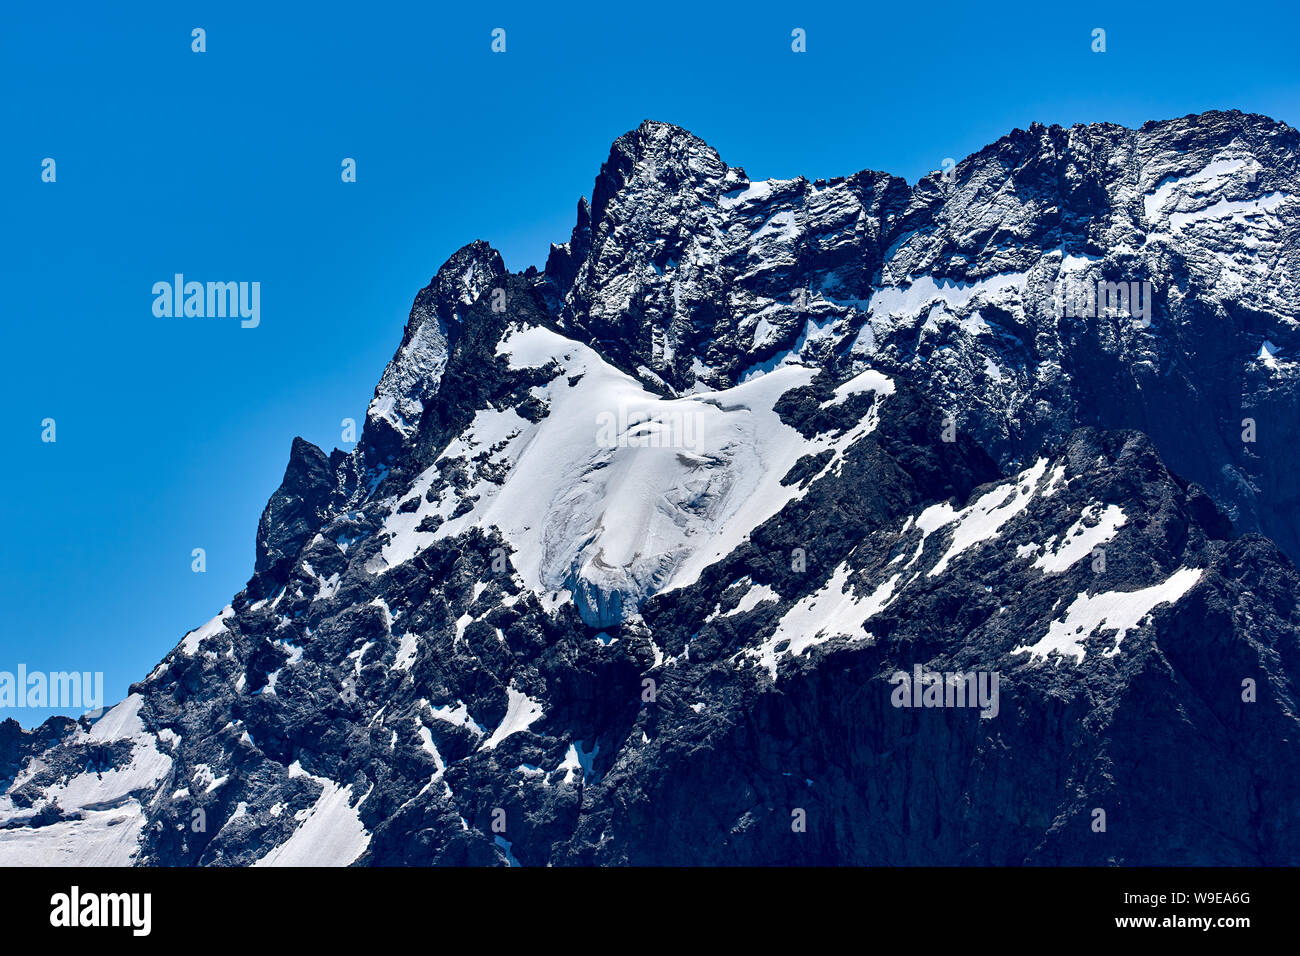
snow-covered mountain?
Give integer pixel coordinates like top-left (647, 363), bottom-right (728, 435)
top-left (4, 111), bottom-right (1300, 865)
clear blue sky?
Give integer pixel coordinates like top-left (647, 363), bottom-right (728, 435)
top-left (2, 0), bottom-right (1297, 726)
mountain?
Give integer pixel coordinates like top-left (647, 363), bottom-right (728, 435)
top-left (3, 111), bottom-right (1299, 866)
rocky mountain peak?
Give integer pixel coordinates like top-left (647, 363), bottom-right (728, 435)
top-left (360, 240), bottom-right (507, 464)
top-left (591, 119), bottom-right (733, 215)
top-left (249, 436), bottom-right (334, 601)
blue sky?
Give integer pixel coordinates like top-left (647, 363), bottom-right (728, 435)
top-left (2, 0), bottom-right (1298, 726)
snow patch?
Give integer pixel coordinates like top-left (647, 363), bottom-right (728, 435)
top-left (1033, 504), bottom-right (1127, 574)
top-left (253, 778), bottom-right (372, 867)
top-left (1012, 568), bottom-right (1203, 663)
top-left (481, 684), bottom-right (544, 751)
top-left (750, 565), bottom-right (898, 677)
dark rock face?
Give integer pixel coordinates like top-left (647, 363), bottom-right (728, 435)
top-left (358, 241), bottom-right (508, 478)
top-left (2, 112), bottom-right (1299, 867)
top-left (0, 717), bottom-right (77, 793)
top-left (248, 437), bottom-right (336, 602)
